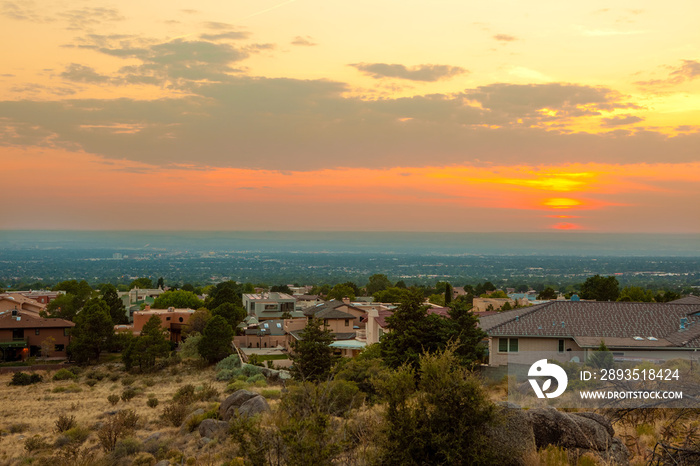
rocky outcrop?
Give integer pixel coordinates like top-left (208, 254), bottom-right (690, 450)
top-left (220, 389), bottom-right (270, 421)
top-left (198, 419), bottom-right (230, 439)
top-left (238, 395), bottom-right (270, 418)
top-left (220, 390), bottom-right (259, 421)
top-left (485, 405), bottom-right (629, 465)
top-left (485, 403), bottom-right (537, 465)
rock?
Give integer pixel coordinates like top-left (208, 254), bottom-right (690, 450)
top-left (238, 395), bottom-right (270, 418)
top-left (527, 408), bottom-right (614, 452)
top-left (484, 403), bottom-right (536, 466)
top-left (260, 367), bottom-right (292, 383)
top-left (220, 390), bottom-right (259, 421)
top-left (145, 432), bottom-right (163, 443)
top-left (198, 419), bottom-right (229, 439)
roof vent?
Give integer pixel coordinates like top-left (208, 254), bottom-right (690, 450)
top-left (561, 321), bottom-right (565, 328)
top-left (647, 336), bottom-right (658, 341)
top-left (680, 317), bottom-right (688, 330)
top-left (515, 316), bottom-right (519, 322)
top-left (633, 336), bottom-right (644, 341)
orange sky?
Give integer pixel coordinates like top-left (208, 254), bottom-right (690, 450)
top-left (1, 1), bottom-right (700, 232)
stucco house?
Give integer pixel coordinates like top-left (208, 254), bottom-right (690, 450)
top-left (0, 308), bottom-right (74, 360)
top-left (479, 300), bottom-right (700, 366)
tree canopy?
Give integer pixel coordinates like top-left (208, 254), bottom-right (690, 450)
top-left (537, 287), bottom-right (557, 300)
top-left (580, 275), bottom-right (620, 302)
top-left (101, 284), bottom-right (128, 325)
top-left (130, 277), bottom-right (154, 289)
top-left (68, 298), bottom-right (114, 365)
top-left (198, 315), bottom-right (234, 363)
top-left (365, 274), bottom-right (392, 295)
top-left (122, 315), bottom-right (170, 371)
top-left (290, 317), bottom-right (337, 382)
top-left (326, 283), bottom-right (356, 301)
top-left (212, 302), bottom-right (247, 328)
top-left (152, 290), bottom-right (203, 309)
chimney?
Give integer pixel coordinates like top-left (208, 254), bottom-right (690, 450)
top-left (144, 304), bottom-right (151, 311)
top-left (342, 297), bottom-right (350, 304)
top-left (168, 307), bottom-right (174, 312)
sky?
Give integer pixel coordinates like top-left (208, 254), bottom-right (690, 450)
top-left (1, 0), bottom-right (700, 232)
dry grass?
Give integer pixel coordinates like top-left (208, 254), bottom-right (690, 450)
top-left (0, 360), bottom-right (261, 465)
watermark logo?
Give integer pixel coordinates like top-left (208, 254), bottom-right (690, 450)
top-left (528, 359), bottom-right (568, 398)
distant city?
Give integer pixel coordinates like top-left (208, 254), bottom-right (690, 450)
top-left (1, 231), bottom-right (698, 291)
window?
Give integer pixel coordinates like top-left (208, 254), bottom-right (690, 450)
top-left (55, 344), bottom-right (65, 352)
top-left (558, 339), bottom-right (565, 353)
top-left (64, 328), bottom-right (70, 336)
top-left (35, 329), bottom-right (40, 335)
top-left (166, 317), bottom-right (171, 321)
top-left (498, 338), bottom-right (519, 353)
top-left (345, 319), bottom-right (350, 327)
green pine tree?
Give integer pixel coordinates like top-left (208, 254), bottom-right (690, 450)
top-left (290, 318), bottom-right (337, 382)
top-left (198, 315), bottom-right (234, 363)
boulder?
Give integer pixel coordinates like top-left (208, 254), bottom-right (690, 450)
top-left (527, 408), bottom-right (614, 452)
top-left (198, 419), bottom-right (230, 439)
top-left (484, 403), bottom-right (537, 465)
top-left (238, 395), bottom-right (270, 418)
top-left (220, 390), bottom-right (258, 421)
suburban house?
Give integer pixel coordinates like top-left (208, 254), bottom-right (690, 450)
top-left (479, 300), bottom-right (700, 366)
top-left (127, 306), bottom-right (195, 343)
top-left (242, 292), bottom-right (302, 320)
top-left (294, 294), bottom-right (325, 310)
top-left (0, 294), bottom-right (47, 314)
top-left (234, 319), bottom-right (288, 349)
top-left (0, 308), bottom-right (74, 360)
top-left (296, 300), bottom-right (369, 357)
top-left (2, 291), bottom-right (64, 305)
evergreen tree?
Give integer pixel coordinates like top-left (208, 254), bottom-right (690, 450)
top-left (444, 283), bottom-right (453, 305)
top-left (212, 302), bottom-right (247, 328)
top-left (198, 315), bottom-right (234, 363)
top-left (123, 315), bottom-right (170, 371)
top-left (101, 284), bottom-right (128, 325)
top-left (290, 318), bottom-right (337, 382)
top-left (380, 288), bottom-right (449, 369)
top-left (68, 298), bottom-right (114, 364)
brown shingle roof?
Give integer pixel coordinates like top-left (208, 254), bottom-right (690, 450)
top-left (670, 296), bottom-right (700, 305)
top-left (484, 301), bottom-right (700, 348)
top-left (0, 310), bottom-right (75, 329)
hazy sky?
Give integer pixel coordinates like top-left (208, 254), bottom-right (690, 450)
top-left (1, 0), bottom-right (700, 232)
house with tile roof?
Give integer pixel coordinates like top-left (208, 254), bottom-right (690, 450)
top-left (479, 300), bottom-right (700, 366)
top-left (0, 294), bottom-right (47, 314)
top-left (0, 308), bottom-right (74, 360)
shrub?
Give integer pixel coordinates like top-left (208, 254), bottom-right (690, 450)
top-left (52, 383), bottom-right (82, 393)
top-left (113, 436), bottom-right (142, 458)
top-left (197, 382), bottom-right (220, 401)
top-left (241, 364), bottom-right (262, 377)
top-left (10, 371), bottom-right (42, 386)
top-left (86, 370), bottom-right (106, 381)
top-left (97, 410), bottom-right (139, 452)
top-left (121, 375), bottom-right (136, 386)
top-left (180, 334), bottom-right (202, 359)
top-left (121, 387), bottom-right (137, 402)
top-left (64, 426), bottom-right (91, 444)
top-left (142, 378), bottom-right (156, 387)
top-left (215, 354), bottom-right (241, 372)
top-left (184, 405), bottom-right (219, 433)
top-left (9, 422), bottom-right (30, 433)
top-left (109, 373), bottom-right (120, 382)
top-left (225, 381), bottom-right (249, 393)
top-left (53, 368), bottom-right (77, 381)
top-left (24, 435), bottom-right (50, 452)
top-left (85, 379), bottom-right (98, 387)
top-left (215, 368), bottom-right (237, 381)
top-left (108, 394), bottom-right (120, 406)
top-left (132, 452), bottom-right (157, 466)
top-left (162, 401), bottom-right (189, 427)
top-left (246, 373), bottom-right (266, 385)
top-left (55, 414), bottom-right (77, 433)
top-left (147, 396), bottom-right (159, 408)
top-left (261, 389), bottom-right (281, 400)
top-left (172, 384), bottom-right (196, 404)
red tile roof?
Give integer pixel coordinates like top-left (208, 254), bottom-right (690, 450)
top-left (0, 310), bottom-right (75, 329)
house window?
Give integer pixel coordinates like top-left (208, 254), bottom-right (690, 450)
top-left (498, 338), bottom-right (518, 353)
top-left (345, 319), bottom-right (350, 327)
top-left (55, 344), bottom-right (65, 352)
top-left (166, 317), bottom-right (171, 321)
top-left (35, 329), bottom-right (40, 335)
top-left (558, 339), bottom-right (565, 353)
top-left (64, 328), bottom-right (70, 336)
